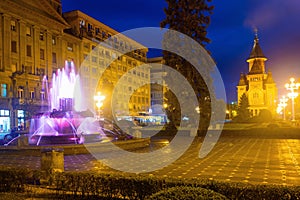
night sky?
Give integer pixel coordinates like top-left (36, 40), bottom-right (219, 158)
top-left (62, 0), bottom-right (300, 102)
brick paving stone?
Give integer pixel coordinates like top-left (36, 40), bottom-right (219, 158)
top-left (1, 137), bottom-right (300, 186)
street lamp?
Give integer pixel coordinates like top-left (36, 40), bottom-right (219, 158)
top-left (285, 78), bottom-right (300, 122)
top-left (94, 91), bottom-right (105, 119)
top-left (279, 96), bottom-right (288, 120)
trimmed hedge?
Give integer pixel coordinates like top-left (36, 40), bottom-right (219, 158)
top-left (1, 167), bottom-right (300, 199)
top-left (146, 186), bottom-right (228, 200)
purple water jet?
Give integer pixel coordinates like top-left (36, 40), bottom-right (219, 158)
top-left (29, 61), bottom-right (105, 145)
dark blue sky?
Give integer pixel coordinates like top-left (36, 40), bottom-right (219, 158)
top-left (62, 0), bottom-right (300, 102)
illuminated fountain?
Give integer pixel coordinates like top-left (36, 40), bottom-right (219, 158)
top-left (29, 61), bottom-right (105, 145)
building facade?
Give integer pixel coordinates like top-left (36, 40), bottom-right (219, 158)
top-left (237, 33), bottom-right (278, 117)
top-left (63, 10), bottom-right (150, 117)
top-left (0, 0), bottom-right (150, 132)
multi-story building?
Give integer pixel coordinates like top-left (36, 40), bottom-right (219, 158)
top-left (237, 33), bottom-right (278, 117)
top-left (63, 10), bottom-right (150, 117)
top-left (0, 0), bottom-right (150, 132)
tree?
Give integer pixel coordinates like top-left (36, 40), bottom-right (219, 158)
top-left (236, 93), bottom-right (250, 122)
top-left (161, 0), bottom-right (214, 133)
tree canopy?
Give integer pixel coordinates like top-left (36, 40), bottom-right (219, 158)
top-left (160, 0), bottom-right (214, 133)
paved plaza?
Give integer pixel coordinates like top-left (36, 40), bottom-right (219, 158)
top-left (1, 131), bottom-right (300, 186)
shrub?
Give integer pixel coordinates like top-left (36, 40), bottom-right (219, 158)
top-left (146, 186), bottom-right (228, 200)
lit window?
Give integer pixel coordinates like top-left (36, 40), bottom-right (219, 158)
top-left (17, 87), bottom-right (24, 98)
top-left (1, 84), bottom-right (7, 97)
top-left (79, 20), bottom-right (85, 28)
top-left (17, 110), bottom-right (24, 118)
top-left (40, 32), bottom-right (44, 40)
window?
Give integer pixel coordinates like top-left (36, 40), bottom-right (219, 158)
top-left (17, 87), bottom-right (24, 98)
top-left (40, 32), bottom-right (44, 40)
top-left (79, 19), bottom-right (85, 28)
top-left (92, 56), bottom-right (97, 63)
top-left (11, 20), bottom-right (16, 31)
top-left (52, 52), bottom-right (57, 63)
top-left (1, 84), bottom-right (7, 97)
top-left (30, 91), bottom-right (35, 99)
top-left (52, 36), bottom-right (56, 45)
top-left (26, 26), bottom-right (31, 36)
top-left (67, 42), bottom-right (73, 51)
top-left (95, 27), bottom-right (100, 35)
top-left (17, 110), bottom-right (25, 130)
top-left (26, 45), bottom-right (32, 57)
top-left (88, 23), bottom-right (93, 32)
top-left (40, 49), bottom-right (45, 60)
top-left (11, 41), bottom-right (17, 53)
top-left (39, 68), bottom-right (45, 76)
top-left (102, 31), bottom-right (106, 38)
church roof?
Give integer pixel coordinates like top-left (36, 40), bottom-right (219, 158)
top-left (238, 73), bottom-right (247, 86)
top-left (248, 34), bottom-right (266, 60)
top-left (265, 71), bottom-right (275, 84)
top-left (248, 59), bottom-right (263, 74)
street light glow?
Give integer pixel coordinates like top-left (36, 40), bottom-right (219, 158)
top-left (285, 77), bottom-right (300, 122)
top-left (94, 91), bottom-right (105, 119)
top-left (278, 96), bottom-right (288, 120)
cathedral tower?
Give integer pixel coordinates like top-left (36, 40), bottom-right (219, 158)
top-left (237, 32), bottom-right (278, 117)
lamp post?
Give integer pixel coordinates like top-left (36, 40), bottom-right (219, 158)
top-left (94, 91), bottom-right (105, 119)
top-left (279, 96), bottom-right (288, 120)
top-left (285, 78), bottom-right (300, 122)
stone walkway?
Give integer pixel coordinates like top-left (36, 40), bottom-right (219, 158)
top-left (1, 136), bottom-right (300, 186)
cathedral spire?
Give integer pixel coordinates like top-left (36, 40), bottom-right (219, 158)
top-left (248, 29), bottom-right (267, 60)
